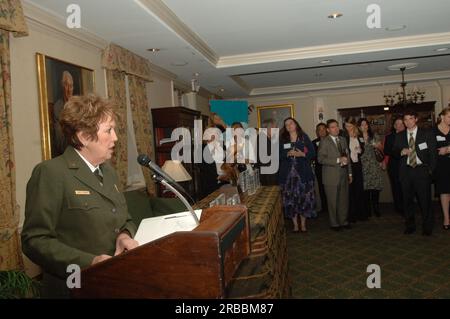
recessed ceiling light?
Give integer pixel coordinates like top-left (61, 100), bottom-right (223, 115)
top-left (218, 88), bottom-right (225, 92)
top-left (385, 25), bottom-right (406, 31)
top-left (435, 47), bottom-right (449, 52)
top-left (320, 59), bottom-right (332, 64)
top-left (170, 61), bottom-right (188, 67)
top-left (384, 107), bottom-right (390, 111)
top-left (328, 12), bottom-right (343, 19)
top-left (147, 48), bottom-right (160, 52)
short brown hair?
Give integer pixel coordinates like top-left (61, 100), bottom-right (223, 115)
top-left (59, 94), bottom-right (118, 150)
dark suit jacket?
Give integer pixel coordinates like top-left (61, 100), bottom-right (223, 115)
top-left (393, 128), bottom-right (437, 179)
top-left (21, 146), bottom-right (136, 279)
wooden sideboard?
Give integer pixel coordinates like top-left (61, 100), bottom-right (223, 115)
top-left (194, 185), bottom-right (291, 298)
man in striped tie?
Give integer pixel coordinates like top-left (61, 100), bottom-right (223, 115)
top-left (394, 109), bottom-right (437, 236)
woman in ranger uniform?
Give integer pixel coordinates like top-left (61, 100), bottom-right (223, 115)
top-left (21, 94), bottom-right (138, 298)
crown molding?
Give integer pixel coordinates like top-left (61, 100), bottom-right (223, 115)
top-left (230, 75), bottom-right (252, 95)
top-left (218, 32), bottom-right (450, 68)
top-left (23, 1), bottom-right (108, 51)
top-left (247, 70), bottom-right (450, 96)
top-left (135, 0), bottom-right (219, 66)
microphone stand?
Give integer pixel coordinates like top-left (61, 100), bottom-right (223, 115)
top-left (151, 174), bottom-right (200, 226)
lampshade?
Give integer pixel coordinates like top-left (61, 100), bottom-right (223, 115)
top-left (161, 160), bottom-right (192, 182)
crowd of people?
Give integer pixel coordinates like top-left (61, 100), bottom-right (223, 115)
top-left (202, 108), bottom-right (450, 236)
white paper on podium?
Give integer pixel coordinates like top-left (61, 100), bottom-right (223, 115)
top-left (134, 209), bottom-right (202, 246)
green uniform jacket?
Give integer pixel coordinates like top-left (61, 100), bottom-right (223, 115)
top-left (21, 146), bottom-right (136, 280)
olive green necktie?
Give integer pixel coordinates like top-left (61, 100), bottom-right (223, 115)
top-left (408, 132), bottom-right (417, 168)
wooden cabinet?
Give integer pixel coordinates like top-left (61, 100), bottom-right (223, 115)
top-left (152, 107), bottom-right (202, 199)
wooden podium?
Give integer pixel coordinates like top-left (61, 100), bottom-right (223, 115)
top-left (73, 206), bottom-right (250, 298)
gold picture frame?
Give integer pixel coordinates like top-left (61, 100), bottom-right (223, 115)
top-left (257, 104), bottom-right (295, 129)
top-left (36, 53), bottom-right (95, 160)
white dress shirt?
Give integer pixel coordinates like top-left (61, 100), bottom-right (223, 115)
top-left (75, 149), bottom-right (100, 173)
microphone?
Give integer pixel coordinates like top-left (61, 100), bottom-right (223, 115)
top-left (137, 154), bottom-right (195, 204)
top-left (137, 154), bottom-right (199, 225)
top-left (138, 154), bottom-right (177, 184)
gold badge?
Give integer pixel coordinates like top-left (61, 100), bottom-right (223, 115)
top-left (75, 190), bottom-right (91, 195)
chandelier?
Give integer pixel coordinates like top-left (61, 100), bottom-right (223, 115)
top-left (384, 65), bottom-right (425, 108)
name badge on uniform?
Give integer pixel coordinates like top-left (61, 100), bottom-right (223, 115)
top-left (437, 136), bottom-right (446, 142)
top-left (418, 142), bottom-right (428, 150)
top-left (75, 190), bottom-right (91, 195)
top-left (359, 138), bottom-right (365, 143)
top-left (316, 141), bottom-right (320, 146)
top-left (283, 143), bottom-right (291, 149)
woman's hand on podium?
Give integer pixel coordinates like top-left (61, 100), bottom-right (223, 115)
top-left (115, 232), bottom-right (139, 256)
top-left (91, 254), bottom-right (111, 265)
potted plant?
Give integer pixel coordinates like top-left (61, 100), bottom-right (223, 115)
top-left (0, 270), bottom-right (39, 298)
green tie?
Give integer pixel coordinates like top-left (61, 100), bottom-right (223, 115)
top-left (408, 132), bottom-right (417, 168)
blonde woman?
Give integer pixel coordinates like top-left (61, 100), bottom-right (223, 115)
top-left (434, 107), bottom-right (450, 229)
top-left (343, 118), bottom-right (368, 222)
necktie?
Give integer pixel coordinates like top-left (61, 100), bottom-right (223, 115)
top-left (408, 132), bottom-right (417, 168)
top-left (336, 137), bottom-right (344, 156)
top-left (94, 168), bottom-right (103, 185)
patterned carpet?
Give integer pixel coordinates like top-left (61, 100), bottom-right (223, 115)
top-left (286, 203), bottom-right (450, 299)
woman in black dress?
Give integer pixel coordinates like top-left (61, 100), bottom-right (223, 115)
top-left (434, 107), bottom-right (450, 230)
top-left (343, 117), bottom-right (367, 222)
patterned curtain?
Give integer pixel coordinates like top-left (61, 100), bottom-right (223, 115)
top-left (128, 75), bottom-right (156, 195)
top-left (0, 0), bottom-right (28, 271)
top-left (105, 69), bottom-right (128, 190)
top-left (102, 43), bottom-right (155, 195)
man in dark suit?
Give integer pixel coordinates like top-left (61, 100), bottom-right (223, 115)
top-left (384, 116), bottom-right (405, 215)
top-left (393, 109), bottom-right (437, 235)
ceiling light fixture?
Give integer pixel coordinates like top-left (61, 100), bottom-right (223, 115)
top-left (435, 47), bottom-right (449, 52)
top-left (328, 12), bottom-right (343, 19)
top-left (384, 63), bottom-right (425, 108)
top-left (320, 59), bottom-right (332, 64)
top-left (147, 48), bottom-right (160, 52)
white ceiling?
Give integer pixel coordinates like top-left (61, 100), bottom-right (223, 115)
top-left (26, 0), bottom-right (450, 98)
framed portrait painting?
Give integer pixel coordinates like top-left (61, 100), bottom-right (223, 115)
top-left (256, 104), bottom-right (295, 129)
top-left (36, 53), bottom-right (95, 159)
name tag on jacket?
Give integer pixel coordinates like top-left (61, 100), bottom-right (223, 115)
top-left (75, 190), bottom-right (91, 195)
top-left (418, 142), bottom-right (428, 150)
top-left (283, 143), bottom-right (291, 149)
top-left (359, 138), bottom-right (364, 143)
top-left (436, 136), bottom-right (446, 142)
